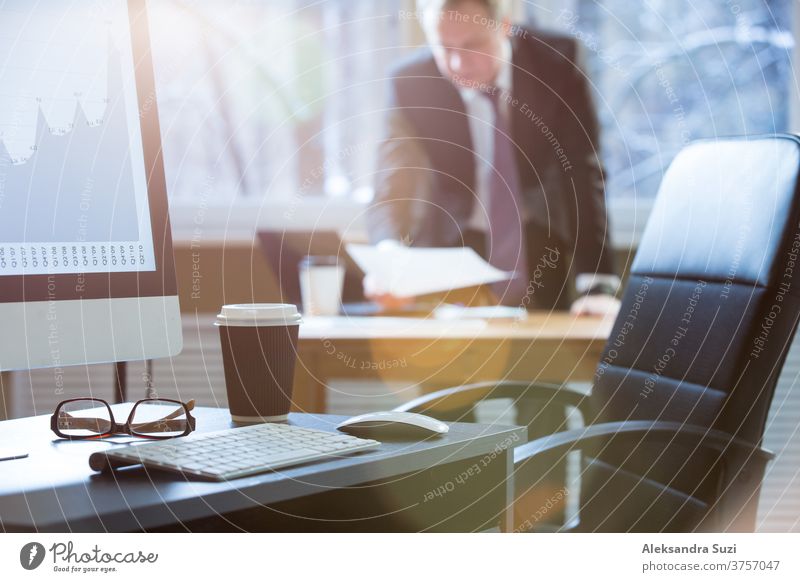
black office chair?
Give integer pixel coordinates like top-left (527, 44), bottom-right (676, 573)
top-left (396, 135), bottom-right (800, 532)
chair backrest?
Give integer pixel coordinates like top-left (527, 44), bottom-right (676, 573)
top-left (583, 135), bottom-right (800, 531)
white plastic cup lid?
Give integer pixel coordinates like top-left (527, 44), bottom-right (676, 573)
top-left (215, 304), bottom-right (302, 327)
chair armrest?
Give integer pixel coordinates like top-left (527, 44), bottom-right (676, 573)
top-left (514, 420), bottom-right (774, 466)
top-left (394, 381), bottom-right (591, 418)
top-left (513, 421), bottom-right (774, 533)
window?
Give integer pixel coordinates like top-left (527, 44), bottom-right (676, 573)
top-left (147, 0), bottom-right (405, 208)
top-left (529, 0), bottom-right (795, 201)
top-left (149, 1), bottom-right (796, 234)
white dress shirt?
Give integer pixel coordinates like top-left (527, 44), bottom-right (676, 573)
top-left (457, 40), bottom-right (514, 233)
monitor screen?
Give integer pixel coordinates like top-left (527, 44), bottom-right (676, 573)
top-left (0, 0), bottom-right (181, 371)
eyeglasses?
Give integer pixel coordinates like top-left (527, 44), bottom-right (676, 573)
top-left (51, 398), bottom-right (196, 440)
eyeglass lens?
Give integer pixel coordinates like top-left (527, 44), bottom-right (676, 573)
top-left (57, 400), bottom-right (112, 437)
top-left (130, 400), bottom-right (188, 437)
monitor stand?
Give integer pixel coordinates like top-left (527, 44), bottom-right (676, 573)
top-left (113, 362), bottom-right (128, 404)
top-left (113, 359), bottom-right (156, 403)
top-left (0, 371), bottom-right (10, 421)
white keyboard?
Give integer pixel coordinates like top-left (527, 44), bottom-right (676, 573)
top-left (89, 422), bottom-right (381, 480)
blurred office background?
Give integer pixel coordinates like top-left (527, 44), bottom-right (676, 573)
top-left (146, 0), bottom-right (795, 242)
top-left (4, 0), bottom-right (800, 531)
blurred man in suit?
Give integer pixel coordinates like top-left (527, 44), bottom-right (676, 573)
top-left (367, 0), bottom-right (619, 314)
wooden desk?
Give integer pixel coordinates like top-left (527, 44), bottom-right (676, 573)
top-left (294, 312), bottom-right (613, 412)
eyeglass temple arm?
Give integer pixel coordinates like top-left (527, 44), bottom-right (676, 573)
top-left (58, 400), bottom-right (196, 432)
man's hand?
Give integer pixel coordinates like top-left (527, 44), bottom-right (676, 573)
top-left (570, 293), bottom-right (621, 318)
top-left (362, 239), bottom-right (417, 310)
top-left (363, 273), bottom-right (415, 311)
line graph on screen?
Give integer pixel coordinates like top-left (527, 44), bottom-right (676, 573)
top-left (0, 0), bottom-right (155, 276)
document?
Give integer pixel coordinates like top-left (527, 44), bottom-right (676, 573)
top-left (346, 243), bottom-right (511, 298)
top-left (433, 304), bottom-right (528, 321)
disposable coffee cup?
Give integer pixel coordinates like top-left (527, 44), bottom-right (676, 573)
top-left (298, 255), bottom-right (345, 316)
top-left (215, 304), bottom-right (302, 423)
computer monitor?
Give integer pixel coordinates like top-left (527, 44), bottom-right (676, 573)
top-left (0, 0), bottom-right (182, 372)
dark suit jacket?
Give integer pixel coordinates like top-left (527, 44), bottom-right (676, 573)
top-left (368, 28), bottom-right (615, 283)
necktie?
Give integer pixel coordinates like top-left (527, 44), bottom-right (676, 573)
top-left (482, 89), bottom-right (528, 305)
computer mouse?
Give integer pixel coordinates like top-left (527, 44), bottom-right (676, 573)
top-left (336, 411), bottom-right (449, 439)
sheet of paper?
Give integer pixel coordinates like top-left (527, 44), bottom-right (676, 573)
top-left (346, 243), bottom-right (511, 298)
top-left (433, 304), bottom-right (528, 321)
top-left (300, 315), bottom-right (488, 332)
